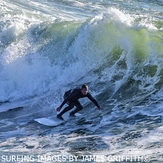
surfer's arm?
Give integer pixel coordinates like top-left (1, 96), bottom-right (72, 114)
top-left (56, 90), bottom-right (77, 112)
top-left (60, 99), bottom-right (68, 108)
top-left (56, 95), bottom-right (69, 112)
top-left (56, 99), bottom-right (69, 112)
top-left (87, 93), bottom-right (102, 110)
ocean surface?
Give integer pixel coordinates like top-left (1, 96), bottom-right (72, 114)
top-left (0, 0), bottom-right (163, 162)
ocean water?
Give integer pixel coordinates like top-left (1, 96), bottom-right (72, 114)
top-left (0, 0), bottom-right (163, 162)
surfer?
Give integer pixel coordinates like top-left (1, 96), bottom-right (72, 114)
top-left (56, 84), bottom-right (103, 120)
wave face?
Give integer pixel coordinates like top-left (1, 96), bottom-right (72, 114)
top-left (0, 0), bottom-right (163, 161)
top-left (0, 1), bottom-right (163, 102)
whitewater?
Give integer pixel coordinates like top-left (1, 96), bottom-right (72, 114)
top-left (0, 0), bottom-right (163, 162)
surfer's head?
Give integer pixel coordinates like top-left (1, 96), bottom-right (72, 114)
top-left (81, 84), bottom-right (88, 95)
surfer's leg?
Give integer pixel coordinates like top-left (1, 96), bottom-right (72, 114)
top-left (70, 101), bottom-right (83, 116)
top-left (57, 102), bottom-right (74, 120)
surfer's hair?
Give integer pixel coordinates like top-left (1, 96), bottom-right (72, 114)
top-left (81, 84), bottom-right (88, 89)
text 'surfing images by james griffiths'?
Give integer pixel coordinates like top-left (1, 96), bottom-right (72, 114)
top-left (0, 154), bottom-right (151, 162)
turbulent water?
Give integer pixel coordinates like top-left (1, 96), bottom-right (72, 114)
top-left (0, 0), bottom-right (163, 162)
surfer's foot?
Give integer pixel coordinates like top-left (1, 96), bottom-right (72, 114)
top-left (57, 114), bottom-right (64, 121)
top-left (70, 112), bottom-right (75, 117)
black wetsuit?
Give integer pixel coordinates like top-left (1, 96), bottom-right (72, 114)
top-left (58, 88), bottom-right (100, 117)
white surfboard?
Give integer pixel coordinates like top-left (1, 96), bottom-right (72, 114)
top-left (34, 113), bottom-right (82, 127)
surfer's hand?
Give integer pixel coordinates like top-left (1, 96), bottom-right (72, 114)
top-left (98, 107), bottom-right (103, 110)
top-left (56, 107), bottom-right (61, 112)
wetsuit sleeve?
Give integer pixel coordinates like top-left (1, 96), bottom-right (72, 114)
top-left (59, 89), bottom-right (78, 108)
top-left (60, 100), bottom-right (67, 108)
top-left (87, 93), bottom-right (100, 108)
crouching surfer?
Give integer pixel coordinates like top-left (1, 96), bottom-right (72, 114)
top-left (56, 84), bottom-right (103, 120)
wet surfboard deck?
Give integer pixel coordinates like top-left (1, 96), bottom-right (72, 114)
top-left (34, 113), bottom-right (82, 126)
